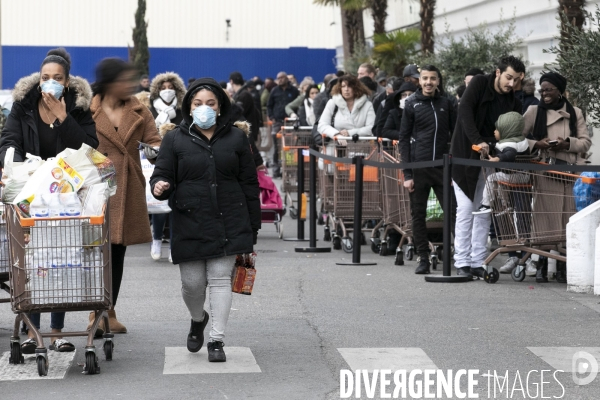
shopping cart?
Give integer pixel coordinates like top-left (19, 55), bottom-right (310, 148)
top-left (278, 118), bottom-right (314, 219)
top-left (322, 136), bottom-right (382, 253)
top-left (369, 142), bottom-right (414, 265)
top-left (0, 203), bottom-right (11, 305)
top-left (258, 170), bottom-right (285, 239)
top-left (6, 204), bottom-right (114, 376)
top-left (481, 162), bottom-right (600, 283)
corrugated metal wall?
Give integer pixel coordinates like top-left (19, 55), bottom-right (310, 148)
top-left (1, 0), bottom-right (342, 88)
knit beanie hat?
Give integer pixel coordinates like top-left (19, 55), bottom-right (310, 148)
top-left (495, 112), bottom-right (526, 143)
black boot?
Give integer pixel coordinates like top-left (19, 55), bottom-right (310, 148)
top-left (556, 261), bottom-right (567, 283)
top-left (208, 341), bottom-right (226, 362)
top-left (536, 260), bottom-right (548, 283)
top-left (187, 312), bottom-right (210, 353)
top-left (415, 254), bottom-right (431, 274)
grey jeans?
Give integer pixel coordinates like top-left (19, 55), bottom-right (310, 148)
top-left (179, 255), bottom-right (236, 342)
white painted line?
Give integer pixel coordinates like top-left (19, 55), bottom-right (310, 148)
top-left (163, 347), bottom-right (261, 374)
top-left (338, 348), bottom-right (438, 373)
top-left (528, 347), bottom-right (600, 372)
top-left (0, 350), bottom-right (76, 380)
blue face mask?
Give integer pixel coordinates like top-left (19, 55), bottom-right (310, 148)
top-left (41, 79), bottom-right (64, 99)
top-left (192, 105), bottom-right (217, 129)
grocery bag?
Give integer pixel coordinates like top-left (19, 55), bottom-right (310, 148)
top-left (1, 147), bottom-right (44, 202)
top-left (140, 150), bottom-right (171, 214)
top-left (63, 143), bottom-right (117, 196)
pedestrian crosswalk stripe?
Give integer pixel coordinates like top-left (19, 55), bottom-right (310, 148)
top-left (163, 347), bottom-right (261, 374)
top-left (337, 348), bottom-right (438, 373)
top-left (528, 347), bottom-right (600, 372)
top-left (0, 350), bottom-right (76, 380)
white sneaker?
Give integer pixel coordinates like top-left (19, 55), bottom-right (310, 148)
top-left (499, 256), bottom-right (519, 274)
top-left (151, 240), bottom-right (162, 260)
top-left (168, 250), bottom-right (172, 263)
top-left (525, 258), bottom-right (537, 276)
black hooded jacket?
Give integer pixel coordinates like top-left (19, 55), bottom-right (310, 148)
top-left (150, 78), bottom-right (260, 263)
top-left (398, 89), bottom-right (456, 179)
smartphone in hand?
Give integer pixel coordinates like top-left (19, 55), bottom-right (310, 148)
top-left (548, 140), bottom-right (559, 146)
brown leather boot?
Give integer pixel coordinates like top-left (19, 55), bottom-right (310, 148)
top-left (87, 311), bottom-right (105, 338)
top-left (108, 310), bottom-right (127, 333)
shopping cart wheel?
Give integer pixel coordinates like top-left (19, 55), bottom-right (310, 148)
top-left (103, 340), bottom-right (114, 361)
top-left (84, 351), bottom-right (100, 375)
top-left (341, 237), bottom-right (353, 253)
top-left (395, 250), bottom-right (404, 266)
top-left (406, 248), bottom-right (414, 261)
top-left (289, 206), bottom-right (298, 220)
top-left (318, 214), bottom-right (325, 225)
top-left (511, 265), bottom-right (526, 282)
top-left (379, 243), bottom-right (388, 256)
top-left (360, 233), bottom-right (367, 246)
top-left (323, 226), bottom-right (331, 242)
top-left (9, 341), bottom-right (24, 364)
top-left (332, 236), bottom-right (342, 250)
top-left (371, 241), bottom-right (381, 254)
top-left (431, 256), bottom-right (438, 270)
top-left (484, 268), bottom-right (500, 284)
top-left (278, 221), bottom-right (284, 239)
top-left (436, 247), bottom-right (444, 262)
top-left (36, 356), bottom-right (48, 377)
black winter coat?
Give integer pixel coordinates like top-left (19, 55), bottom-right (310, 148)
top-left (312, 91), bottom-right (330, 122)
top-left (0, 73), bottom-right (98, 166)
top-left (267, 85), bottom-right (299, 121)
top-left (150, 78), bottom-right (260, 263)
top-left (450, 74), bottom-right (522, 200)
top-left (382, 109), bottom-right (401, 140)
top-left (398, 89), bottom-right (456, 179)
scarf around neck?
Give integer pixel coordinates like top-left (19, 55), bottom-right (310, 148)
top-left (153, 97), bottom-right (177, 120)
top-left (532, 97), bottom-right (577, 141)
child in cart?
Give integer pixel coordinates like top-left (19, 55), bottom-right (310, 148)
top-left (473, 111), bottom-right (530, 215)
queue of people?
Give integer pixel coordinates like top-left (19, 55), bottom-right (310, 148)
top-left (0, 48), bottom-right (591, 363)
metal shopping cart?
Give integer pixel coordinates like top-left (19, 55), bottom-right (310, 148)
top-left (0, 204), bottom-right (11, 305)
top-left (279, 118), bottom-right (314, 219)
top-left (6, 204), bottom-right (114, 376)
top-left (322, 137), bottom-right (382, 253)
top-left (481, 162), bottom-right (600, 283)
top-left (369, 142), bottom-right (414, 265)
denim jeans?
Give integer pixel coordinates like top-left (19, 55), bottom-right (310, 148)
top-left (152, 213), bottom-right (172, 243)
top-left (179, 255), bottom-right (236, 342)
top-left (28, 312), bottom-right (65, 330)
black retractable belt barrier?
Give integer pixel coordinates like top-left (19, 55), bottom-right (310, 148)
top-left (284, 148), bottom-right (309, 242)
top-left (336, 156), bottom-right (376, 266)
top-left (296, 152), bottom-right (332, 253)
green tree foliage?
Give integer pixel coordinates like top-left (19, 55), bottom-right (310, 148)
top-left (343, 41), bottom-right (372, 74)
top-left (545, 7), bottom-right (600, 127)
top-left (372, 29), bottom-right (420, 76)
top-left (129, 0), bottom-right (150, 76)
top-left (418, 16), bottom-right (524, 89)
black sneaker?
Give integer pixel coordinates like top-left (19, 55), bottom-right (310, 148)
top-left (472, 205), bottom-right (491, 215)
top-left (208, 341), bottom-right (226, 362)
top-left (187, 312), bottom-right (210, 353)
top-left (414, 256), bottom-right (431, 274)
top-left (471, 267), bottom-right (486, 279)
top-left (456, 267), bottom-right (473, 279)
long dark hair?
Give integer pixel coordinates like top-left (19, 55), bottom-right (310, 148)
top-left (91, 58), bottom-right (136, 96)
top-left (304, 84), bottom-right (319, 108)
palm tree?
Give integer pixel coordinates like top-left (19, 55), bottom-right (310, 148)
top-left (420, 0), bottom-right (436, 55)
top-left (372, 29), bottom-right (420, 76)
top-left (314, 0), bottom-right (365, 60)
top-left (558, 0), bottom-right (586, 51)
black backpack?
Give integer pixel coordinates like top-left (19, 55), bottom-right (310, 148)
top-left (311, 105), bottom-right (338, 147)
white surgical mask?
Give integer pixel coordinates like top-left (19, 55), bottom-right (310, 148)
top-left (399, 98), bottom-right (406, 109)
top-left (160, 89), bottom-right (176, 104)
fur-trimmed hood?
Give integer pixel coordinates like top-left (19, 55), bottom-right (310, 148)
top-left (134, 91), bottom-right (151, 108)
top-left (12, 72), bottom-right (93, 111)
top-left (149, 72), bottom-right (186, 109)
top-left (233, 120), bottom-right (251, 136)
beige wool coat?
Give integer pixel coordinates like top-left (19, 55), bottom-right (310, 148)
top-left (91, 95), bottom-right (162, 246)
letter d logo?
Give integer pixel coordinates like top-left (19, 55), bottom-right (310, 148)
top-left (572, 351), bottom-right (599, 386)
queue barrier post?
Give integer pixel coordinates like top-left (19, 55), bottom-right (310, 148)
top-left (284, 147), bottom-right (309, 242)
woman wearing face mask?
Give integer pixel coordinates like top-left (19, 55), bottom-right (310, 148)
top-left (86, 58), bottom-right (162, 335)
top-left (150, 78), bottom-right (260, 362)
top-left (0, 48), bottom-right (97, 354)
top-left (297, 84), bottom-right (320, 126)
top-left (381, 82), bottom-right (418, 140)
top-left (146, 72), bottom-right (185, 261)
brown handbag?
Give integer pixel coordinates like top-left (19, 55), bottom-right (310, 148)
top-left (232, 253), bottom-right (257, 295)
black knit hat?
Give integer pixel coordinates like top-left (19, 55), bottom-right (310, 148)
top-left (464, 68), bottom-right (484, 77)
top-left (539, 72), bottom-right (567, 94)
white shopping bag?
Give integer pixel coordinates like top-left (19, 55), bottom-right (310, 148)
top-left (140, 151), bottom-right (171, 214)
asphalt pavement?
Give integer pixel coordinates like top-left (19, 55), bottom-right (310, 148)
top-left (0, 185), bottom-right (599, 400)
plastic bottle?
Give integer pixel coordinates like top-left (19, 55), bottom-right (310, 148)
top-left (29, 195), bottom-right (50, 303)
